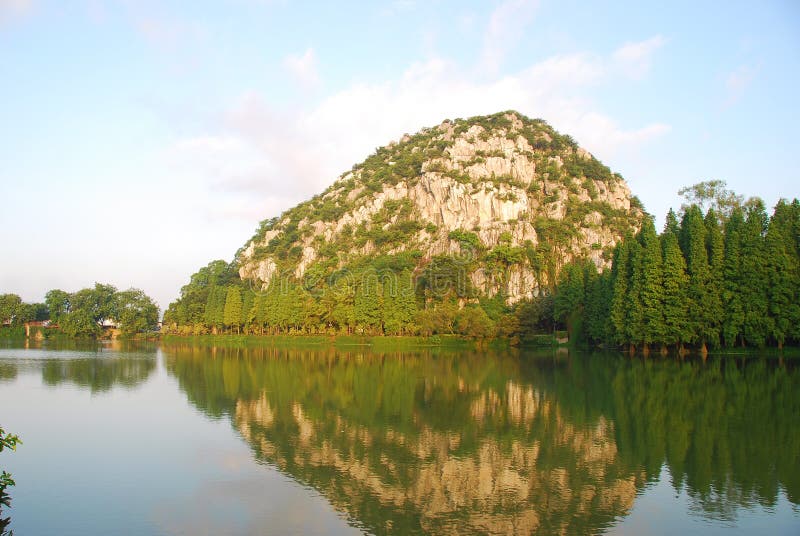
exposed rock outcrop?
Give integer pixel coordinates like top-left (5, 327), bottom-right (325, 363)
top-left (239, 111), bottom-right (643, 303)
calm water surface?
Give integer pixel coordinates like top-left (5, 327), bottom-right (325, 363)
top-left (0, 340), bottom-right (798, 535)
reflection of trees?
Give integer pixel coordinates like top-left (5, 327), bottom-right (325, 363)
top-left (0, 363), bottom-right (16, 382)
top-left (41, 355), bottom-right (156, 393)
top-left (164, 344), bottom-right (641, 534)
top-left (523, 354), bottom-right (800, 519)
top-left (164, 344), bottom-right (800, 533)
top-left (603, 356), bottom-right (800, 515)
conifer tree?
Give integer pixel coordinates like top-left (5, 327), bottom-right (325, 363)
top-left (241, 289), bottom-right (255, 333)
top-left (764, 200), bottom-right (798, 347)
top-left (610, 237), bottom-right (632, 346)
top-left (584, 270), bottom-right (613, 345)
top-left (395, 269), bottom-right (418, 335)
top-left (355, 278), bottom-right (382, 334)
top-left (554, 262), bottom-right (586, 338)
top-left (681, 206), bottom-right (712, 351)
top-left (661, 231), bottom-right (689, 348)
top-left (381, 278), bottom-right (401, 335)
top-left (664, 208), bottom-right (680, 236)
top-left (203, 286), bottom-right (217, 328)
top-left (252, 293), bottom-right (265, 334)
top-left (624, 238), bottom-right (645, 348)
top-left (223, 286), bottom-right (243, 334)
top-left (740, 200), bottom-right (770, 346)
top-left (789, 200), bottom-right (800, 343)
top-left (704, 209), bottom-right (725, 347)
top-left (638, 218), bottom-right (665, 349)
top-left (722, 208), bottom-right (745, 346)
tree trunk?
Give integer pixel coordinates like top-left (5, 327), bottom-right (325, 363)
top-left (700, 341), bottom-right (708, 360)
top-left (642, 344), bottom-right (650, 357)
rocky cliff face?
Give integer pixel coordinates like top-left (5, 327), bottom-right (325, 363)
top-left (238, 111), bottom-right (643, 303)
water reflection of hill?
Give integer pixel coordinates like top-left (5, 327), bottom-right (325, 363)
top-left (162, 344), bottom-right (799, 534)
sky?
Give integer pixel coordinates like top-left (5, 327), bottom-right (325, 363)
top-left (1, 0), bottom-right (798, 312)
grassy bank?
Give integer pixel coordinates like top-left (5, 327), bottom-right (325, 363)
top-left (160, 333), bottom-right (513, 350)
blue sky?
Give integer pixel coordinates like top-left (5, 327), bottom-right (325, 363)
top-left (1, 0), bottom-right (798, 311)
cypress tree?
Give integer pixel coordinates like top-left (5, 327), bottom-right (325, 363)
top-left (395, 269), bottom-right (418, 335)
top-left (585, 270), bottom-right (613, 345)
top-left (681, 206), bottom-right (712, 352)
top-left (625, 238), bottom-right (645, 349)
top-left (241, 288), bottom-right (255, 333)
top-left (355, 277), bottom-right (382, 334)
top-left (203, 286), bottom-right (218, 329)
top-left (765, 200), bottom-right (797, 347)
top-left (664, 208), bottom-right (680, 236)
top-left (704, 209), bottom-right (725, 347)
top-left (382, 278), bottom-right (400, 335)
top-left (740, 200), bottom-right (770, 346)
top-left (223, 286), bottom-right (243, 334)
top-left (638, 218), bottom-right (665, 350)
top-left (610, 237), bottom-right (632, 346)
top-left (789, 200), bottom-right (800, 343)
top-left (554, 262), bottom-right (586, 337)
top-left (722, 208), bottom-right (745, 346)
top-left (252, 293), bottom-right (265, 334)
top-left (661, 231), bottom-right (689, 348)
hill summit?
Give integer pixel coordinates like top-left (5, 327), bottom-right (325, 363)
top-left (238, 111), bottom-right (643, 303)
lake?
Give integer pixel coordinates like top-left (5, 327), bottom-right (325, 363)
top-left (0, 340), bottom-right (798, 535)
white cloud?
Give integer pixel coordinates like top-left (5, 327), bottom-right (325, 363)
top-left (170, 44), bottom-right (670, 227)
top-left (0, 0), bottom-right (32, 23)
top-left (379, 0), bottom-right (416, 17)
top-left (613, 35), bottom-right (666, 79)
top-left (724, 63), bottom-right (759, 107)
top-left (479, 0), bottom-right (540, 74)
top-left (283, 47), bottom-right (320, 89)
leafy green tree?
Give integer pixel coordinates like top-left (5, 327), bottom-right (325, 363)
top-left (514, 294), bottom-right (554, 339)
top-left (115, 289), bottom-right (159, 335)
top-left (455, 306), bottom-right (496, 338)
top-left (0, 295), bottom-right (22, 326)
top-left (60, 308), bottom-right (101, 338)
top-left (45, 289), bottom-right (70, 324)
top-left (678, 180), bottom-right (743, 220)
top-left (1, 426), bottom-right (21, 535)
